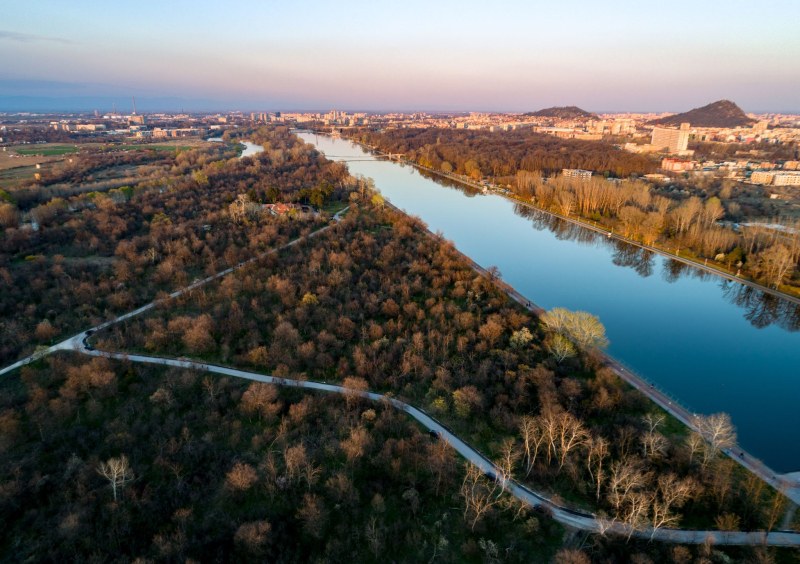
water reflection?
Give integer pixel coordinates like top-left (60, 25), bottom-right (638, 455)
top-left (612, 244), bottom-right (655, 279)
top-left (302, 132), bottom-right (800, 471)
top-left (416, 168), bottom-right (481, 197)
top-left (512, 202), bottom-right (800, 332)
top-left (721, 281), bottom-right (800, 332)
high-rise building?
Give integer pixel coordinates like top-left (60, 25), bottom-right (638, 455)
top-left (651, 123), bottom-right (690, 153)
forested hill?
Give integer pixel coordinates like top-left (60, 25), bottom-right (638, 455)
top-left (650, 100), bottom-right (756, 128)
top-left (355, 128), bottom-right (657, 179)
top-left (525, 106), bottom-right (598, 120)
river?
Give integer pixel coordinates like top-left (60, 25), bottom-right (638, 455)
top-left (207, 138), bottom-right (263, 158)
top-left (299, 132), bottom-right (800, 474)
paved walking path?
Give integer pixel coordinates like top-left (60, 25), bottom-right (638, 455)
top-left (0, 207), bottom-right (348, 379)
top-left (381, 203), bottom-right (800, 506)
top-left (2, 202), bottom-right (799, 545)
top-left (51, 339), bottom-right (800, 546)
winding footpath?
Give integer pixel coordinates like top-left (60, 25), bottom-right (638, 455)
top-left (2, 206), bottom-right (800, 546)
top-left (0, 207), bottom-right (348, 379)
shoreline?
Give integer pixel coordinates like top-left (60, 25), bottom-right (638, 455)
top-left (341, 133), bottom-right (800, 307)
top-left (383, 199), bottom-right (800, 502)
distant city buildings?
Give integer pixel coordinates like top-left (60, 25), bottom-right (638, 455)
top-left (750, 170), bottom-right (775, 184)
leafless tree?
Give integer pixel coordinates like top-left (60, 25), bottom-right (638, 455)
top-left (607, 458), bottom-right (649, 514)
top-left (694, 412), bottom-right (737, 463)
top-left (495, 438), bottom-right (519, 494)
top-left (97, 455), bottom-right (134, 502)
top-left (519, 415), bottom-right (547, 477)
top-left (460, 464), bottom-right (501, 530)
top-left (586, 435), bottom-right (609, 501)
top-left (685, 431), bottom-right (706, 466)
top-left (554, 411), bottom-right (589, 470)
top-left (650, 473), bottom-right (695, 538)
top-left (641, 413), bottom-right (668, 459)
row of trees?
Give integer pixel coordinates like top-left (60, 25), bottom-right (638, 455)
top-left (514, 173), bottom-right (799, 289)
top-left (353, 127), bottom-right (799, 292)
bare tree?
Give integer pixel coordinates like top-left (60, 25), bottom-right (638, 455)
top-left (755, 243), bottom-right (794, 288)
top-left (555, 411), bottom-right (588, 470)
top-left (685, 431), bottom-right (706, 466)
top-left (97, 455), bottom-right (134, 502)
top-left (650, 473), bottom-right (695, 538)
top-left (519, 415), bottom-right (547, 477)
top-left (694, 412), bottom-right (737, 463)
top-left (623, 491), bottom-right (653, 539)
top-left (641, 413), bottom-right (668, 459)
top-left (495, 438), bottom-right (520, 494)
top-left (586, 435), bottom-right (609, 501)
top-left (460, 464), bottom-right (501, 530)
top-left (607, 458), bottom-right (649, 514)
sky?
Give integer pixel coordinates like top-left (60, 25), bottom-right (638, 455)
top-left (1, 0), bottom-right (799, 113)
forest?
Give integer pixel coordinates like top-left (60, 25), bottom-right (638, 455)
top-left (353, 128), bottom-right (658, 181)
top-left (0, 126), bottom-right (349, 366)
top-left (350, 128), bottom-right (800, 295)
top-left (1, 126), bottom-right (797, 562)
top-left (95, 185), bottom-right (796, 558)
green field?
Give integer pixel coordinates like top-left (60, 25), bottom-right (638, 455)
top-left (13, 145), bottom-right (79, 156)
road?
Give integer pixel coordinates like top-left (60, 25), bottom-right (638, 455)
top-left (0, 206), bottom-right (349, 379)
top-left (48, 338), bottom-right (797, 546)
top-left (1, 202), bottom-right (799, 545)
top-left (382, 202), bottom-right (800, 506)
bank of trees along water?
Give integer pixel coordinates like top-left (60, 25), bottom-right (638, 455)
top-left (0, 126), bottom-right (349, 366)
top-left (1, 127), bottom-right (796, 561)
top-left (354, 128), bottom-right (800, 295)
top-left (101, 188), bottom-right (793, 548)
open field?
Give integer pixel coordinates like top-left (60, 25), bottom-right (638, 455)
top-left (0, 149), bottom-right (67, 172)
top-left (12, 144), bottom-right (79, 156)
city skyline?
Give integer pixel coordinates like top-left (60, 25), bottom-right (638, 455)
top-left (2, 0), bottom-right (800, 113)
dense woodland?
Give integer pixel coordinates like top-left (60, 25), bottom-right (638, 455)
top-left (353, 128), bottom-right (658, 181)
top-left (0, 127), bottom-right (349, 366)
top-left (352, 128), bottom-right (800, 294)
top-left (1, 127), bottom-right (797, 561)
top-left (0, 355), bottom-right (570, 562)
top-left (99, 191), bottom-right (796, 547)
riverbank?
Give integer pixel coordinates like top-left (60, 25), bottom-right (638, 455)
top-left (301, 131), bottom-right (800, 474)
top-left (383, 202), bottom-right (800, 505)
top-left (356, 139), bottom-right (800, 307)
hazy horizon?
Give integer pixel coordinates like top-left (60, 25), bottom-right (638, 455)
top-left (2, 0), bottom-right (799, 113)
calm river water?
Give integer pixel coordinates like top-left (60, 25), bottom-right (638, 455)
top-left (300, 132), bottom-right (800, 474)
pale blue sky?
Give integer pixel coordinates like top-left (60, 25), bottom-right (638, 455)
top-left (1, 0), bottom-right (798, 112)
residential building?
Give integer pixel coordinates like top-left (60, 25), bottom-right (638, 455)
top-left (773, 172), bottom-right (800, 186)
top-left (661, 158), bottom-right (694, 172)
top-left (562, 168), bottom-right (593, 180)
top-left (750, 170), bottom-right (775, 184)
top-left (651, 123), bottom-right (690, 153)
